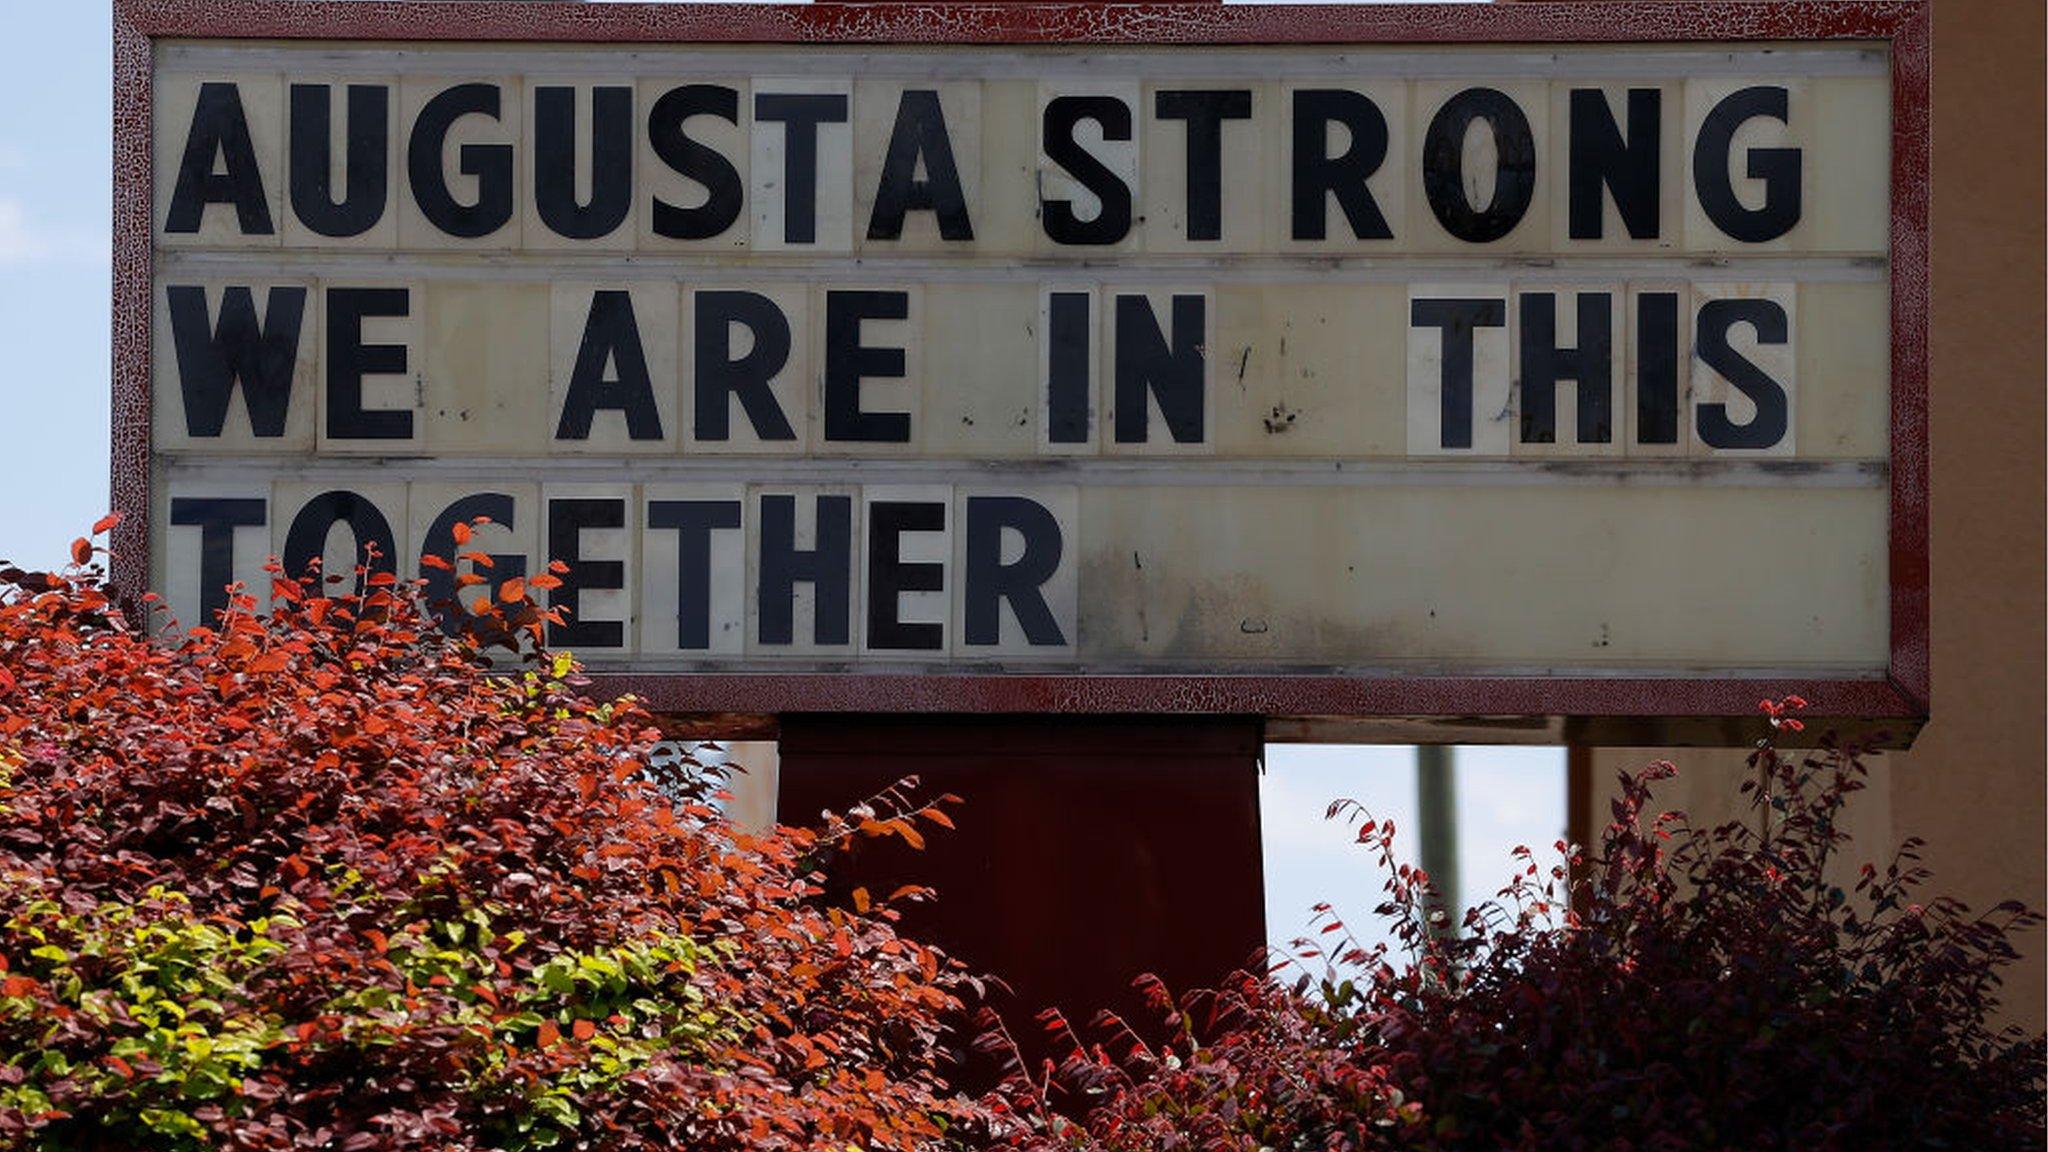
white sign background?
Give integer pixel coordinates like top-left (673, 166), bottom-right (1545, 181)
top-left (139, 35), bottom-right (1898, 697)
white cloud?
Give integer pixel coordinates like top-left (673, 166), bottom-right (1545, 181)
top-left (0, 198), bottom-right (108, 267)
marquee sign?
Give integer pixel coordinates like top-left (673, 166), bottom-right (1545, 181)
top-left (112, 1), bottom-right (1929, 741)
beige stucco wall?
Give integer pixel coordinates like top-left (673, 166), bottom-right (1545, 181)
top-left (1579, 0), bottom-right (2047, 1036)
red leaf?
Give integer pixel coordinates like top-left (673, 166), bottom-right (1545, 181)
top-left (91, 512), bottom-right (122, 535)
top-left (537, 1019), bottom-right (561, 1048)
top-left (70, 538), bottom-right (92, 565)
top-left (571, 1018), bottom-right (596, 1041)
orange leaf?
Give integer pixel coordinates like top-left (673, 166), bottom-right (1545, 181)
top-left (451, 521), bottom-right (473, 546)
top-left (538, 1019), bottom-right (561, 1048)
top-left (571, 1018), bottom-right (596, 1041)
top-left (419, 552), bottom-right (452, 571)
top-left (70, 538), bottom-right (92, 565)
top-left (498, 577), bottom-right (526, 603)
top-left (921, 808), bottom-right (955, 830)
top-left (91, 512), bottom-right (122, 535)
top-left (851, 887), bottom-right (872, 913)
top-left (526, 573), bottom-right (563, 591)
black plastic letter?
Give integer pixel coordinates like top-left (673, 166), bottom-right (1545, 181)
top-left (823, 290), bottom-right (911, 443)
top-left (963, 496), bottom-right (1066, 647)
top-left (324, 287), bottom-right (412, 441)
top-left (289, 83), bottom-right (389, 238)
top-left (534, 85), bottom-right (633, 240)
top-left (1041, 95), bottom-right (1133, 246)
top-left (694, 290), bottom-right (796, 442)
top-left (281, 490), bottom-right (397, 582)
top-left (1410, 297), bottom-right (1507, 449)
top-left (167, 285), bottom-right (307, 438)
top-left (1045, 292), bottom-right (1093, 445)
top-left (648, 85), bottom-right (744, 240)
top-left (169, 496), bottom-right (267, 622)
top-left (166, 82), bottom-right (274, 235)
top-left (546, 497), bottom-right (627, 648)
top-left (1423, 88), bottom-right (1536, 243)
top-left (756, 494), bottom-right (852, 646)
top-left (1113, 294), bottom-right (1206, 445)
top-left (1518, 292), bottom-right (1614, 444)
top-left (1695, 297), bottom-right (1790, 450)
top-left (407, 83), bottom-right (513, 239)
top-left (866, 501), bottom-right (947, 651)
top-left (1634, 291), bottom-right (1681, 445)
top-left (867, 89), bottom-right (973, 242)
top-left (1693, 85), bottom-right (1801, 244)
top-left (754, 92), bottom-right (849, 245)
top-left (1155, 89), bottom-right (1252, 242)
top-left (1291, 89), bottom-right (1393, 241)
top-left (420, 492), bottom-right (526, 635)
top-left (647, 499), bottom-right (743, 649)
top-left (556, 290), bottom-right (664, 442)
top-left (1568, 88), bottom-right (1660, 240)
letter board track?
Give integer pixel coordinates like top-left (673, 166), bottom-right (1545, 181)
top-left (112, 1), bottom-right (1931, 743)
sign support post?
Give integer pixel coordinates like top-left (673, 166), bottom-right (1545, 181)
top-left (777, 715), bottom-right (1264, 1070)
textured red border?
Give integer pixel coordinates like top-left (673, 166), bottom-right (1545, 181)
top-left (110, 0), bottom-right (1933, 741)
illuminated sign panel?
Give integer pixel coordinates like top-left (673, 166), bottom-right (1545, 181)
top-left (115, 2), bottom-right (1929, 738)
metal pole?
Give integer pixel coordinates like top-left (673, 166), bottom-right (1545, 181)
top-left (1416, 744), bottom-right (1460, 940)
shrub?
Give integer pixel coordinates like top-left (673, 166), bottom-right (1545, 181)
top-left (0, 521), bottom-right (988, 1150)
top-left (994, 702), bottom-right (2046, 1151)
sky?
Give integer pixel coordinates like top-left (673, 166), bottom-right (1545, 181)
top-left (0, 0), bottom-right (1557, 962)
top-left (0, 3), bottom-right (113, 574)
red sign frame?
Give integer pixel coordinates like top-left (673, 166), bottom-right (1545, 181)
top-left (111, 0), bottom-right (1931, 744)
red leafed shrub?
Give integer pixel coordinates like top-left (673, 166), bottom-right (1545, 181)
top-left (0, 522), bottom-right (991, 1150)
top-left (995, 702), bottom-right (2046, 1151)
top-left (980, 971), bottom-right (1412, 1151)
